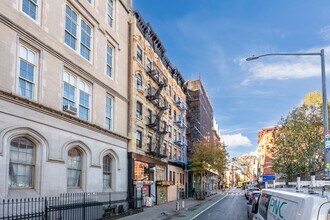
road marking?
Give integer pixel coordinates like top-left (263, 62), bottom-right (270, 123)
top-left (191, 194), bottom-right (228, 220)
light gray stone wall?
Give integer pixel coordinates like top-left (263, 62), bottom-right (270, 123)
top-left (0, 0), bottom-right (131, 198)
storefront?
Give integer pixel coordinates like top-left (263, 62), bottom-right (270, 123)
top-left (128, 153), bottom-right (169, 208)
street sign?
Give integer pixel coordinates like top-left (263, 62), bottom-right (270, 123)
top-left (263, 175), bottom-right (275, 181)
top-left (325, 131), bottom-right (330, 152)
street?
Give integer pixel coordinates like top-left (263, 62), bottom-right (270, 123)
top-left (194, 188), bottom-right (248, 220)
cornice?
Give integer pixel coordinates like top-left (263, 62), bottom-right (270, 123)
top-left (0, 90), bottom-right (129, 141)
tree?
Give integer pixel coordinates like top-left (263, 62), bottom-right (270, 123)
top-left (190, 140), bottom-right (228, 174)
top-left (231, 155), bottom-right (256, 181)
top-left (271, 91), bottom-right (325, 182)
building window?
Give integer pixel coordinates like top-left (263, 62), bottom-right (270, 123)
top-left (147, 84), bottom-right (152, 96)
top-left (9, 137), bottom-right (35, 188)
top-left (137, 74), bottom-right (143, 89)
top-left (78, 81), bottom-right (91, 121)
top-left (169, 171), bottom-right (172, 181)
top-left (137, 46), bottom-right (142, 63)
top-left (174, 129), bottom-right (177, 141)
top-left (174, 148), bottom-right (177, 159)
top-left (136, 130), bottom-right (142, 148)
top-left (173, 110), bottom-right (177, 121)
top-left (155, 68), bottom-right (159, 82)
top-left (173, 171), bottom-right (176, 183)
top-left (147, 109), bottom-right (152, 124)
top-left (105, 96), bottom-right (113, 130)
top-left (168, 125), bottom-right (172, 138)
top-left (146, 58), bottom-right (152, 72)
top-left (136, 101), bottom-right (142, 119)
top-left (167, 145), bottom-right (171, 159)
top-left (161, 121), bottom-right (166, 132)
top-left (168, 105), bottom-right (172, 116)
top-left (107, 0), bottom-right (114, 27)
top-left (147, 136), bottom-right (152, 151)
top-left (67, 148), bottom-right (82, 188)
top-left (168, 85), bottom-right (172, 96)
top-left (65, 5), bottom-right (93, 61)
top-left (18, 44), bottom-right (38, 100)
top-left (22, 0), bottom-right (40, 21)
top-left (80, 20), bottom-right (92, 60)
top-left (106, 45), bottom-right (114, 77)
top-left (103, 155), bottom-right (112, 188)
top-left (63, 71), bottom-right (91, 121)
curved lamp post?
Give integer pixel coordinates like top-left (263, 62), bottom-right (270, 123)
top-left (246, 49), bottom-right (330, 179)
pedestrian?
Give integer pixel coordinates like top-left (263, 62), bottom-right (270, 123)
top-left (192, 187), bottom-right (195, 198)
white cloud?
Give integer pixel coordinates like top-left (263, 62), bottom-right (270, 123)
top-left (222, 133), bottom-right (252, 148)
top-left (241, 46), bottom-right (330, 85)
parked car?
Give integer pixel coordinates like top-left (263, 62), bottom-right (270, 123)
top-left (245, 187), bottom-right (259, 199)
top-left (248, 191), bottom-right (260, 204)
top-left (247, 195), bottom-right (259, 220)
top-left (250, 188), bottom-right (330, 220)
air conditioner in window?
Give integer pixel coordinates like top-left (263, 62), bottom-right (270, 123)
top-left (63, 104), bottom-right (77, 115)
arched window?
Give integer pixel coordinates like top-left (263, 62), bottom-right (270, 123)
top-left (137, 74), bottom-right (142, 89)
top-left (9, 137), bottom-right (35, 188)
top-left (103, 155), bottom-right (112, 188)
top-left (67, 148), bottom-right (82, 188)
top-left (147, 84), bottom-right (152, 96)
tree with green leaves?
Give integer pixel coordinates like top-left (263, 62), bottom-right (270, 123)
top-left (232, 155), bottom-right (256, 181)
top-left (271, 91), bottom-right (325, 183)
top-left (190, 140), bottom-right (228, 174)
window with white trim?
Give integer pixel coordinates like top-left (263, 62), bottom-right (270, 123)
top-left (107, 0), bottom-right (114, 27)
top-left (105, 96), bottom-right (113, 130)
top-left (106, 44), bottom-right (114, 77)
top-left (103, 155), bottom-right (112, 188)
top-left (65, 5), bottom-right (93, 61)
top-left (18, 44), bottom-right (38, 100)
top-left (22, 0), bottom-right (41, 22)
top-left (9, 137), bottom-right (35, 188)
top-left (63, 70), bottom-right (92, 121)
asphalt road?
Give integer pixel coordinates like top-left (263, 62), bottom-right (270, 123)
top-left (195, 188), bottom-right (248, 220)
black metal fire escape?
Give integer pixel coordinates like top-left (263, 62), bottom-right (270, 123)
top-left (146, 69), bottom-right (168, 158)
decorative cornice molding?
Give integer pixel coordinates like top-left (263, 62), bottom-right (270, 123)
top-left (0, 13), bottom-right (128, 103)
top-left (0, 90), bottom-right (130, 141)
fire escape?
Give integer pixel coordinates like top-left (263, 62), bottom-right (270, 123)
top-left (171, 97), bottom-right (188, 164)
top-left (146, 68), bottom-right (168, 158)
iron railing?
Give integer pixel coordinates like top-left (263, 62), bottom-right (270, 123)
top-left (0, 192), bottom-right (140, 220)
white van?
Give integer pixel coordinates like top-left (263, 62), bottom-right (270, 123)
top-left (250, 188), bottom-right (330, 220)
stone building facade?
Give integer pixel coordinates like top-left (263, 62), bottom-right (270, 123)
top-left (0, 0), bottom-right (131, 199)
top-left (127, 11), bottom-right (188, 205)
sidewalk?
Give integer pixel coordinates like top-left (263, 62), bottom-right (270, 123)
top-left (121, 191), bottom-right (227, 220)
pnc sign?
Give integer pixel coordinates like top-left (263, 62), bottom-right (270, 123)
top-left (269, 197), bottom-right (288, 219)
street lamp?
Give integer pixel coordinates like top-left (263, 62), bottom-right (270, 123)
top-left (246, 49), bottom-right (330, 179)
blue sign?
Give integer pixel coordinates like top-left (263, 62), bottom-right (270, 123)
top-left (263, 175), bottom-right (275, 181)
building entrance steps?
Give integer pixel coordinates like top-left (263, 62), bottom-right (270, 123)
top-left (121, 190), bottom-right (224, 220)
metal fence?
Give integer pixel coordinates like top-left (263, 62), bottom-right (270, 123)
top-left (0, 192), bottom-right (135, 220)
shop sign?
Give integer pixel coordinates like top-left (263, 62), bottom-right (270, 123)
top-left (133, 180), bottom-right (154, 185)
top-left (157, 180), bottom-right (172, 186)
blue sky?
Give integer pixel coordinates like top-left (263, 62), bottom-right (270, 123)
top-left (133, 1), bottom-right (330, 157)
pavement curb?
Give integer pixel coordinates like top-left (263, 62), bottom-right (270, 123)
top-left (174, 193), bottom-right (227, 220)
